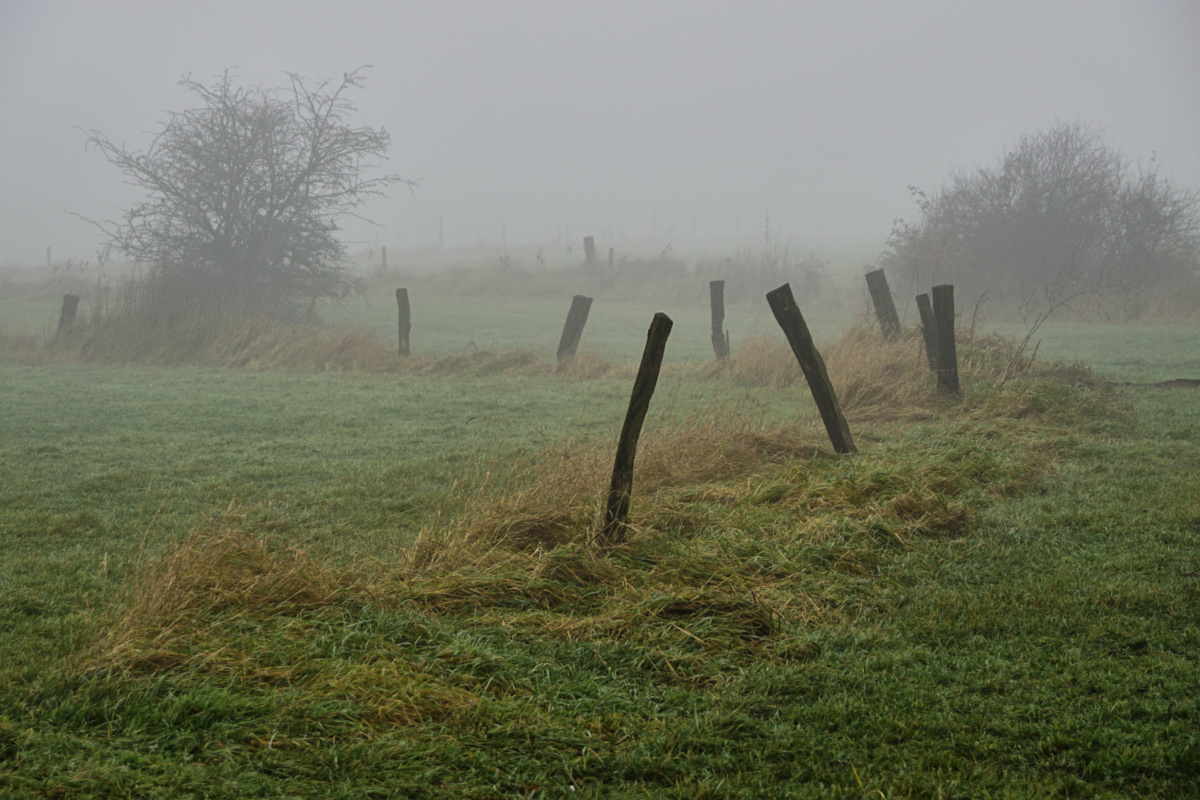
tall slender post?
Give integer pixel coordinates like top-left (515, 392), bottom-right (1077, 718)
top-left (599, 313), bottom-right (673, 547)
top-left (865, 269), bottom-right (901, 341)
top-left (395, 288), bottom-right (411, 357)
top-left (766, 283), bottom-right (856, 454)
top-left (915, 292), bottom-right (937, 371)
top-left (932, 284), bottom-right (959, 396)
top-left (709, 280), bottom-right (730, 360)
top-left (557, 295), bottom-right (593, 360)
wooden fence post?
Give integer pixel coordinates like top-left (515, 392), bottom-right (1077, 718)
top-left (395, 288), bottom-right (411, 357)
top-left (915, 292), bottom-right (937, 371)
top-left (709, 280), bottom-right (730, 360)
top-left (583, 236), bottom-right (597, 265)
top-left (598, 312), bottom-right (673, 547)
top-left (557, 295), bottom-right (593, 360)
top-left (56, 294), bottom-right (80, 334)
top-left (931, 284), bottom-right (959, 395)
top-left (865, 269), bottom-right (901, 341)
top-left (766, 283), bottom-right (857, 454)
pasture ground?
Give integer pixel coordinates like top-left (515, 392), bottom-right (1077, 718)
top-left (1, 287), bottom-right (1198, 798)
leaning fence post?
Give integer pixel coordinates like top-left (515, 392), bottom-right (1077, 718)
top-left (865, 269), bottom-right (901, 341)
top-left (915, 292), bottom-right (937, 371)
top-left (709, 280), bottom-right (730, 360)
top-left (931, 284), bottom-right (960, 395)
top-left (598, 312), bottom-right (673, 547)
top-left (56, 294), bottom-right (80, 334)
top-left (395, 288), bottom-right (411, 356)
top-left (557, 294), bottom-right (593, 360)
top-left (766, 283), bottom-right (856, 454)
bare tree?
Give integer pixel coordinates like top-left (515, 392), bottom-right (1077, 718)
top-left (883, 122), bottom-right (1200, 317)
top-left (82, 67), bottom-right (408, 313)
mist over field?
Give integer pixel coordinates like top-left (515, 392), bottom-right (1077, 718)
top-left (2, 0), bottom-right (1198, 274)
top-left (6, 5), bottom-right (1200, 795)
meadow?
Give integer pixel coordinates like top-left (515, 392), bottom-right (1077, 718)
top-left (1, 275), bottom-right (1199, 798)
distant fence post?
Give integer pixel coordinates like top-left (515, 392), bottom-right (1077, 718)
top-left (395, 288), bottom-right (411, 357)
top-left (381, 246), bottom-right (387, 270)
top-left (915, 292), bottom-right (937, 371)
top-left (56, 294), bottom-right (80, 334)
top-left (865, 269), bottom-right (901, 341)
top-left (583, 236), bottom-right (597, 265)
top-left (931, 284), bottom-right (959, 395)
top-left (709, 280), bottom-right (730, 360)
top-left (608, 247), bottom-right (614, 266)
top-left (557, 294), bottom-right (593, 360)
top-left (598, 312), bottom-right (673, 547)
top-left (766, 283), bottom-right (857, 454)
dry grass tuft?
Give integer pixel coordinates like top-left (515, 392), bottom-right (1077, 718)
top-left (95, 509), bottom-right (354, 670)
top-left (726, 335), bottom-right (803, 388)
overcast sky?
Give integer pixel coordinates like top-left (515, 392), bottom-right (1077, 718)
top-left (1, 0), bottom-right (1198, 268)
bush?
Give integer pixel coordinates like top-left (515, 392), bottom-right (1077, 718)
top-left (883, 122), bottom-right (1200, 318)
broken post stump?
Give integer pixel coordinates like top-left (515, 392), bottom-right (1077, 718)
top-left (766, 283), bottom-right (857, 454)
top-left (56, 294), bottom-right (80, 334)
top-left (557, 294), bottom-right (593, 360)
top-left (395, 288), bottom-right (411, 357)
top-left (865, 269), bottom-right (901, 341)
top-left (709, 279), bottom-right (730, 360)
top-left (599, 312), bottom-right (673, 547)
top-left (931, 284), bottom-right (960, 396)
top-left (915, 292), bottom-right (937, 371)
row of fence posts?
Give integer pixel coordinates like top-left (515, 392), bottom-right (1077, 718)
top-left (48, 266), bottom-right (955, 549)
top-left (389, 268), bottom-right (959, 547)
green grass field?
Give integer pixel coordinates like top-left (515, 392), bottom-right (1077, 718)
top-left (1, 287), bottom-right (1198, 798)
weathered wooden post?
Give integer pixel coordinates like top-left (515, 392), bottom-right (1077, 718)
top-left (931, 284), bottom-right (959, 395)
top-left (583, 236), bottom-right (597, 265)
top-left (766, 283), bottom-right (857, 454)
top-left (709, 280), bottom-right (730, 360)
top-left (865, 269), bottom-right (901, 341)
top-left (56, 294), bottom-right (80, 334)
top-left (598, 312), bottom-right (673, 547)
top-left (915, 292), bottom-right (938, 371)
top-left (395, 288), bottom-right (411, 357)
top-left (557, 294), bottom-right (593, 360)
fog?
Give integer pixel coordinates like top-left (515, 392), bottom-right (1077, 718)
top-left (2, 0), bottom-right (1198, 269)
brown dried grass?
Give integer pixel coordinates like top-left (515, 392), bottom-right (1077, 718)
top-left (88, 319), bottom-right (1112, 682)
